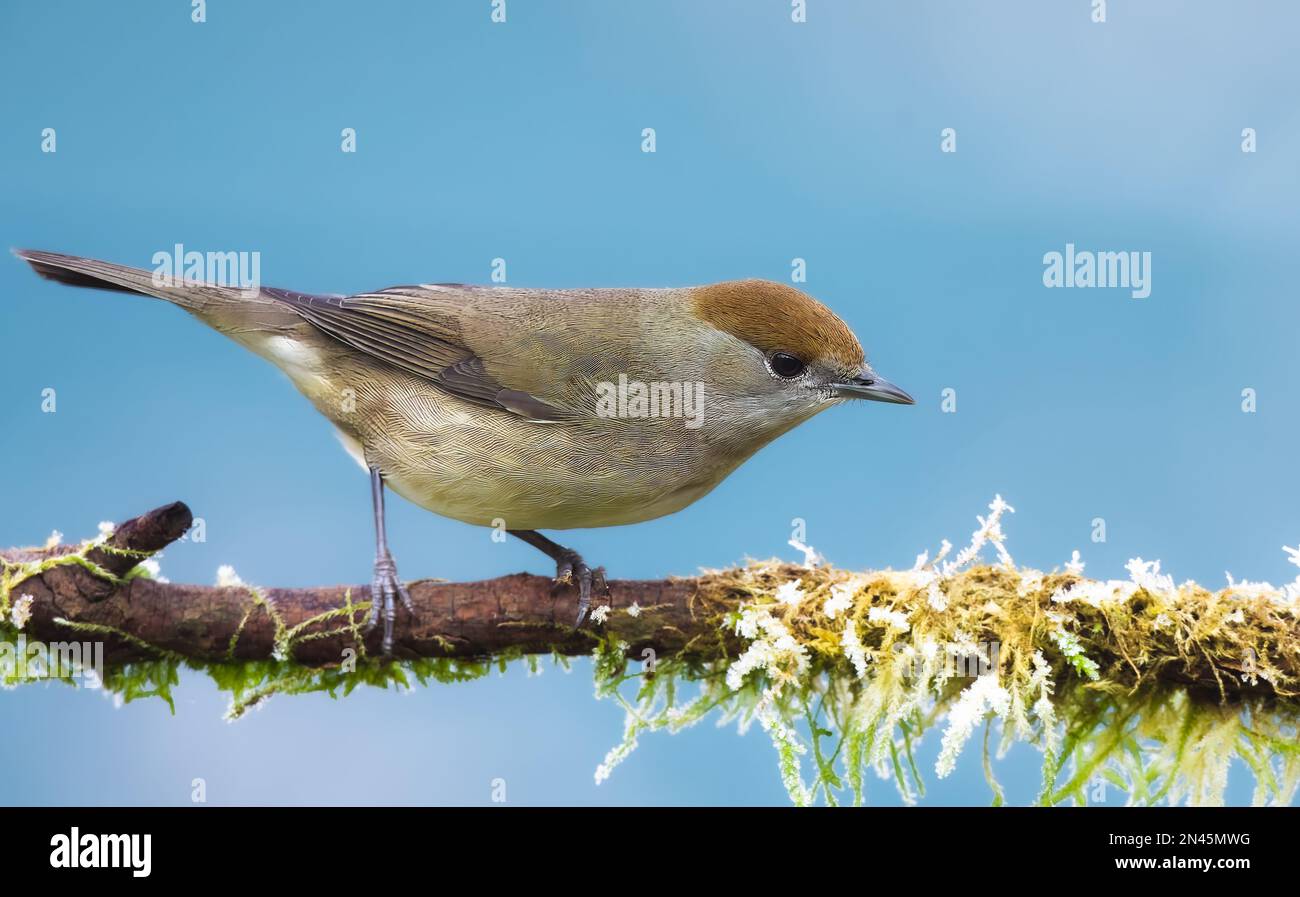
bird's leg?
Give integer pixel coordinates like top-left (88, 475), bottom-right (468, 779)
top-left (366, 465), bottom-right (413, 653)
top-left (508, 530), bottom-right (608, 626)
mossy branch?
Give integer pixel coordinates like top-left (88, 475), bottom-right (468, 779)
top-left (4, 499), bottom-right (1300, 805)
top-left (0, 502), bottom-right (1296, 702)
top-left (0, 501), bottom-right (722, 667)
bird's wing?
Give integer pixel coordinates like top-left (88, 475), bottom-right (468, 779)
top-left (265, 285), bottom-right (572, 422)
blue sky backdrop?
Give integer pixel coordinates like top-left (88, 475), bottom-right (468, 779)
top-left (1, 0), bottom-right (1296, 805)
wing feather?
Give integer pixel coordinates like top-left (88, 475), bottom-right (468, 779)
top-left (264, 286), bottom-right (570, 421)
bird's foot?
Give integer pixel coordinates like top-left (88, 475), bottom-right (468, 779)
top-left (367, 552), bottom-right (413, 654)
top-left (552, 550), bottom-right (609, 627)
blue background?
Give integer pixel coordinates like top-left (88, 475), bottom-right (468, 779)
top-left (1, 0), bottom-right (1295, 805)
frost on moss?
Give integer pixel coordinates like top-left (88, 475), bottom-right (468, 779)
top-left (591, 497), bottom-right (1300, 807)
top-left (4, 498), bottom-right (1299, 806)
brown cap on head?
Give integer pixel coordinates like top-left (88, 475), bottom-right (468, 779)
top-left (691, 279), bottom-right (865, 371)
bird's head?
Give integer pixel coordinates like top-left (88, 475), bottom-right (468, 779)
top-left (683, 280), bottom-right (913, 439)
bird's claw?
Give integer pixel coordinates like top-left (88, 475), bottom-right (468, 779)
top-left (367, 553), bottom-right (413, 654)
top-left (550, 551), bottom-right (609, 627)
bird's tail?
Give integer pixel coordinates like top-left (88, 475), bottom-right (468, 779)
top-left (11, 248), bottom-right (303, 341)
top-left (14, 248), bottom-right (259, 310)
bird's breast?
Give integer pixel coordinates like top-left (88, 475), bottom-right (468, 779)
top-left (327, 371), bottom-right (748, 530)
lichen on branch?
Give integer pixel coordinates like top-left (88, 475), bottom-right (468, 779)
top-left (591, 497), bottom-right (1300, 806)
top-left (2, 497), bottom-right (1298, 806)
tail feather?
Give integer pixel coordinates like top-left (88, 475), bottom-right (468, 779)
top-left (21, 252), bottom-right (142, 295)
top-left (12, 248), bottom-right (308, 344)
top-left (12, 248), bottom-right (262, 313)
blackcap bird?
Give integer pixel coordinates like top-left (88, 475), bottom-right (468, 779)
top-left (15, 249), bottom-right (914, 651)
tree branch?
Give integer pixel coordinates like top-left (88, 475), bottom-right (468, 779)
top-left (1, 501), bottom-right (725, 667)
top-left (2, 502), bottom-right (1296, 706)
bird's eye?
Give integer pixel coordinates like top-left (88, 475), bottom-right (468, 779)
top-left (769, 352), bottom-right (806, 379)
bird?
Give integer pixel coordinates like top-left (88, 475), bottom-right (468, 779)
top-left (14, 249), bottom-right (915, 652)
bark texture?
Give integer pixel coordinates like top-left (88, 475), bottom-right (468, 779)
top-left (2, 502), bottom-right (725, 667)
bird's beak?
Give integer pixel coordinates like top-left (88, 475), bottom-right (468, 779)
top-left (832, 373), bottom-right (915, 405)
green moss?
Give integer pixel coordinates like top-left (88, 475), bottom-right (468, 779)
top-left (585, 556), bottom-right (1300, 806)
top-left (1, 534), bottom-right (160, 618)
top-left (6, 515), bottom-right (1300, 806)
